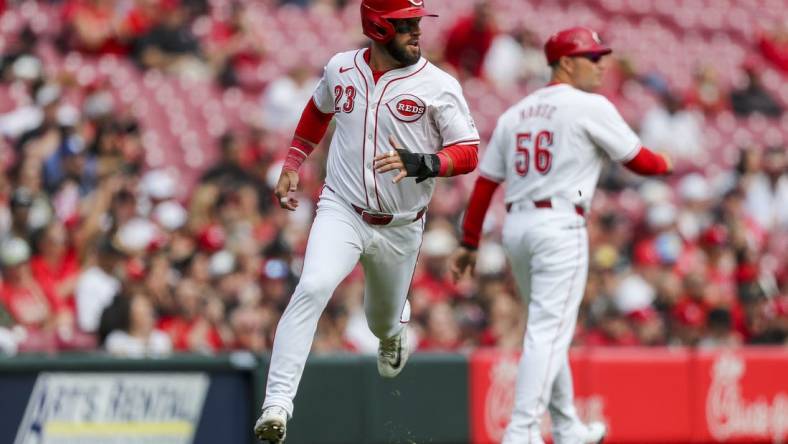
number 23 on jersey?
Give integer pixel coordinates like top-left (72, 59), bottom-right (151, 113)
top-left (334, 85), bottom-right (356, 113)
top-left (515, 130), bottom-right (553, 176)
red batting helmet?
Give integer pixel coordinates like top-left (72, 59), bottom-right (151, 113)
top-left (544, 27), bottom-right (612, 65)
top-left (361, 0), bottom-right (438, 44)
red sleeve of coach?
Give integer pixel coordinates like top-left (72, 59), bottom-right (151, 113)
top-left (461, 175), bottom-right (501, 249)
top-left (623, 146), bottom-right (670, 176)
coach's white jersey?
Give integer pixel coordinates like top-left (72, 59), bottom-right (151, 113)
top-left (312, 49), bottom-right (479, 214)
top-left (479, 83), bottom-right (640, 210)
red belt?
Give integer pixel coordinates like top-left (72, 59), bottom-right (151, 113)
top-left (351, 204), bottom-right (426, 226)
top-left (506, 199), bottom-right (585, 217)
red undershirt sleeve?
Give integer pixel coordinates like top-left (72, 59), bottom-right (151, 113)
top-left (461, 175), bottom-right (501, 249)
top-left (283, 99), bottom-right (334, 172)
top-left (623, 146), bottom-right (670, 176)
top-left (437, 144), bottom-right (479, 177)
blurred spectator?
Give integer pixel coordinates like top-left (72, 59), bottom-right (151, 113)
top-left (29, 221), bottom-right (81, 318)
top-left (63, 0), bottom-right (159, 56)
top-left (205, 3), bottom-right (267, 91)
top-left (443, 1), bottom-right (497, 79)
top-left (670, 271), bottom-right (711, 346)
top-left (133, 2), bottom-right (207, 77)
top-left (411, 227), bottom-right (458, 303)
top-left (628, 308), bottom-right (667, 346)
top-left (230, 305), bottom-right (271, 353)
top-left (583, 306), bottom-right (639, 346)
top-left (758, 21), bottom-right (788, 74)
top-left (744, 295), bottom-right (787, 344)
top-left (683, 65), bottom-right (728, 115)
top-left (7, 187), bottom-right (36, 239)
top-left (15, 83), bottom-right (63, 154)
top-left (260, 67), bottom-right (319, 134)
top-left (75, 238), bottom-right (124, 333)
top-left (639, 91), bottom-right (704, 166)
top-left (0, 237), bottom-right (69, 332)
top-left (675, 173), bottom-right (714, 242)
top-left (698, 307), bottom-right (742, 348)
top-left (105, 293), bottom-right (172, 357)
top-left (729, 65), bottom-right (783, 117)
top-left (159, 279), bottom-right (229, 352)
top-left (418, 301), bottom-right (463, 351)
top-left (201, 131), bottom-right (265, 190)
top-left (482, 26), bottom-right (548, 90)
top-left (42, 121), bottom-right (97, 197)
top-left (743, 146), bottom-right (788, 231)
top-left (478, 292), bottom-right (523, 349)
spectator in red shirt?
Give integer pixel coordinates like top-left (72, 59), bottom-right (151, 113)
top-left (683, 65), bottom-right (728, 115)
top-left (62, 0), bottom-right (153, 55)
top-left (159, 279), bottom-right (227, 352)
top-left (582, 306), bottom-right (640, 346)
top-left (418, 302), bottom-right (463, 351)
top-left (670, 271), bottom-right (711, 345)
top-left (443, 0), bottom-right (496, 79)
top-left (478, 292), bottom-right (524, 349)
top-left (30, 221), bottom-right (81, 317)
top-left (0, 237), bottom-right (69, 332)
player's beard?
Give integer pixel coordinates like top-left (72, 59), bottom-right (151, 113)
top-left (386, 39), bottom-right (421, 67)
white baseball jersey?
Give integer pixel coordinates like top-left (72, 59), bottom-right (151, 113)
top-left (312, 49), bottom-right (479, 214)
top-left (479, 83), bottom-right (640, 211)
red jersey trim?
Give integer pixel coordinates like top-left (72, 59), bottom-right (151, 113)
top-left (353, 49), bottom-right (372, 208)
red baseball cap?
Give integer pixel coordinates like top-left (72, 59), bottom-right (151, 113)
top-left (544, 26), bottom-right (612, 65)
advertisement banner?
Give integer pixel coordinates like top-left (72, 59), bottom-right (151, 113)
top-left (14, 373), bottom-right (209, 444)
top-left (694, 350), bottom-right (788, 444)
top-left (469, 347), bottom-right (788, 444)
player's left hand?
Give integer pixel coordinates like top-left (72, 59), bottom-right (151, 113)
top-left (376, 135), bottom-right (441, 184)
top-left (449, 246), bottom-right (477, 283)
top-left (374, 135), bottom-right (408, 183)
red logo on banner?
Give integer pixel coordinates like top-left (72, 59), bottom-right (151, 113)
top-left (470, 348), bottom-right (788, 444)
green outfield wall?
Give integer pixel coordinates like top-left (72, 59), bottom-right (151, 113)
top-left (0, 353), bottom-right (469, 444)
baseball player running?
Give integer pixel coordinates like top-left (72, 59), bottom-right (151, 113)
top-left (450, 27), bottom-right (673, 444)
top-left (254, 1), bottom-right (480, 442)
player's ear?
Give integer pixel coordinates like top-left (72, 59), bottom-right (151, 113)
top-left (558, 56), bottom-right (574, 75)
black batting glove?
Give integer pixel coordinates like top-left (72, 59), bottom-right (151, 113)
top-left (395, 149), bottom-right (441, 183)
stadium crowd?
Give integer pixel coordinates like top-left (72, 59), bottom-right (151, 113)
top-left (0, 0), bottom-right (785, 357)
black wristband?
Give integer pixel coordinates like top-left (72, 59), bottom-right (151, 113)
top-left (396, 149), bottom-right (440, 183)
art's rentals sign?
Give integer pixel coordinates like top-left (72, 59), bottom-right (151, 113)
top-left (15, 373), bottom-right (209, 444)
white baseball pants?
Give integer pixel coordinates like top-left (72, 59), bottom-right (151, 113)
top-left (501, 208), bottom-right (589, 444)
top-left (262, 187), bottom-right (423, 417)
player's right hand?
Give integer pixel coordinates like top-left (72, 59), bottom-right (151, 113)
top-left (275, 169), bottom-right (300, 211)
top-left (449, 246), bottom-right (477, 283)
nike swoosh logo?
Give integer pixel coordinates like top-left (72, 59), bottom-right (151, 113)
top-left (339, 66), bottom-right (354, 73)
top-left (390, 341), bottom-right (402, 368)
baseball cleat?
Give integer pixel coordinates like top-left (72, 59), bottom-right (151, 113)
top-left (254, 405), bottom-right (288, 443)
top-left (582, 421), bottom-right (607, 443)
top-left (377, 327), bottom-right (410, 378)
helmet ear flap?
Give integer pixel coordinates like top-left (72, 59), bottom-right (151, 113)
top-left (361, 4), bottom-right (396, 44)
top-left (372, 17), bottom-right (396, 43)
